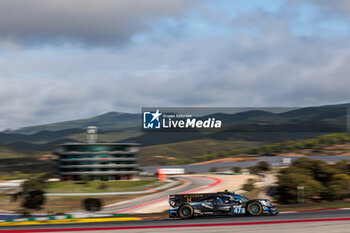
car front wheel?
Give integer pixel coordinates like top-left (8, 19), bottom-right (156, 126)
top-left (178, 204), bottom-right (194, 219)
top-left (247, 202), bottom-right (263, 216)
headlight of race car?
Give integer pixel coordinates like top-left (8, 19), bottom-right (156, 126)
top-left (260, 200), bottom-right (272, 206)
top-left (169, 199), bottom-right (176, 207)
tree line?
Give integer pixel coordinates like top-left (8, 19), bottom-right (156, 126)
top-left (275, 158), bottom-right (350, 203)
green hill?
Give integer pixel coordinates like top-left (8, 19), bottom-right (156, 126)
top-left (0, 128), bottom-right (84, 143)
top-left (8, 112), bottom-right (140, 134)
top-left (0, 104), bottom-right (348, 164)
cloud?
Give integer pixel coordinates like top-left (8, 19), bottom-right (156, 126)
top-left (1, 2), bottom-right (350, 130)
top-left (289, 0), bottom-right (350, 15)
top-left (0, 0), bottom-right (196, 47)
top-left (2, 31), bottom-right (350, 130)
top-left (315, 0), bottom-right (350, 14)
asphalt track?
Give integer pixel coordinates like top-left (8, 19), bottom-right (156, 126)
top-left (143, 155), bottom-right (350, 173)
top-left (101, 175), bottom-right (218, 213)
top-left (1, 209), bottom-right (350, 232)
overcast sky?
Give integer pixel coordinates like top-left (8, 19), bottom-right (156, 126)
top-left (1, 0), bottom-right (350, 130)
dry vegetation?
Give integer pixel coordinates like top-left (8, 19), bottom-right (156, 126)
top-left (139, 139), bottom-right (261, 165)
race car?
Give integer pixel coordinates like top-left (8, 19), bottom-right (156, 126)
top-left (168, 190), bottom-right (278, 219)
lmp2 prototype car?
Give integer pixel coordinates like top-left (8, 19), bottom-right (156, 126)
top-left (169, 190), bottom-right (278, 219)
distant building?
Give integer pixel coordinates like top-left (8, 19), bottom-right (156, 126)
top-left (55, 127), bottom-right (139, 181)
top-left (55, 143), bottom-right (139, 181)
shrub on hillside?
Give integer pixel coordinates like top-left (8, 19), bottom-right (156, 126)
top-left (21, 190), bottom-right (45, 210)
top-left (22, 178), bottom-right (46, 193)
top-left (82, 198), bottom-right (102, 212)
top-left (20, 177), bottom-right (47, 213)
top-left (276, 158), bottom-right (350, 203)
top-left (98, 182), bottom-right (109, 190)
top-left (209, 167), bottom-right (218, 173)
top-left (249, 161), bottom-right (270, 174)
top-left (332, 160), bottom-right (350, 174)
top-left (277, 173), bottom-right (323, 203)
top-left (242, 179), bottom-right (256, 192)
top-left (232, 166), bottom-right (241, 173)
top-left (323, 174), bottom-right (350, 200)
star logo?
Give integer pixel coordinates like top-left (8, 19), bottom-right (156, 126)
top-left (151, 109), bottom-right (162, 122)
top-left (143, 109), bottom-right (162, 129)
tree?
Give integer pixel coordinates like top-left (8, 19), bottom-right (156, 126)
top-left (82, 198), bottom-right (102, 212)
top-left (98, 182), bottom-right (109, 190)
top-left (280, 166), bottom-right (312, 177)
top-left (291, 157), bottom-right (314, 169)
top-left (248, 166), bottom-right (260, 174)
top-left (277, 173), bottom-right (323, 204)
top-left (248, 147), bottom-right (259, 154)
top-left (209, 167), bottom-right (218, 173)
top-left (291, 158), bottom-right (338, 183)
top-left (21, 178), bottom-right (47, 212)
top-left (249, 161), bottom-right (270, 174)
top-left (323, 174), bottom-right (350, 200)
top-left (256, 161), bottom-right (270, 172)
top-left (258, 145), bottom-right (275, 155)
top-left (22, 178), bottom-right (46, 193)
top-left (276, 157), bottom-right (350, 203)
top-left (36, 173), bottom-right (53, 181)
top-left (242, 179), bottom-right (256, 192)
top-left (21, 191), bottom-right (45, 210)
top-left (333, 160), bottom-right (349, 174)
top-left (306, 160), bottom-right (339, 183)
top-left (232, 166), bottom-right (241, 173)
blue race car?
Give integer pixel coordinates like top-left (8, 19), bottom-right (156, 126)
top-left (169, 190), bottom-right (278, 219)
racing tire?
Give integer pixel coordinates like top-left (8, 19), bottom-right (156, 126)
top-left (178, 204), bottom-right (194, 219)
top-left (247, 201), bottom-right (263, 216)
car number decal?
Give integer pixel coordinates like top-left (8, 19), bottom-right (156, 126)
top-left (233, 206), bottom-right (245, 214)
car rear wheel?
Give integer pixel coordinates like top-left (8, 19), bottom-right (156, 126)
top-left (247, 202), bottom-right (263, 216)
top-left (178, 204), bottom-right (194, 219)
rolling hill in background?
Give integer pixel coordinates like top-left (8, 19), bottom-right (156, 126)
top-left (0, 103), bottom-right (348, 167)
top-left (7, 112), bottom-right (140, 134)
top-left (0, 128), bottom-right (85, 143)
top-left (201, 106), bottom-right (346, 130)
top-left (5, 138), bottom-right (80, 153)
